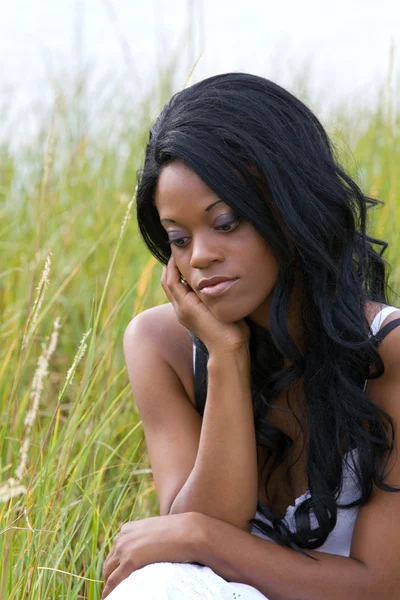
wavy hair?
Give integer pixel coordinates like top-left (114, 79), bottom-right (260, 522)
top-left (135, 72), bottom-right (400, 555)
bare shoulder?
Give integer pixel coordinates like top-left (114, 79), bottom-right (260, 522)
top-left (378, 306), bottom-right (400, 368)
top-left (124, 303), bottom-right (196, 405)
top-left (364, 299), bottom-right (400, 401)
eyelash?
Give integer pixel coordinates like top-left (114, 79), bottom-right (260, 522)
top-left (166, 217), bottom-right (242, 248)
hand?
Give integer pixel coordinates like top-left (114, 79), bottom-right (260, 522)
top-left (101, 512), bottom-right (200, 599)
top-left (161, 255), bottom-right (250, 355)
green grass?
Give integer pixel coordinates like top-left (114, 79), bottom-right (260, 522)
top-left (0, 57), bottom-right (399, 598)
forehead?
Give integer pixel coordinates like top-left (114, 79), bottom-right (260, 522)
top-left (154, 161), bottom-right (223, 213)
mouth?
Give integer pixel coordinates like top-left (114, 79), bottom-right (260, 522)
top-left (199, 278), bottom-right (239, 297)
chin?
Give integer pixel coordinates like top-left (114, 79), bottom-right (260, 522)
top-left (216, 296), bottom-right (271, 327)
top-left (208, 303), bottom-right (249, 324)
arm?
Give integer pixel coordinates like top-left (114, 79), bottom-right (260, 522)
top-left (122, 303), bottom-right (257, 532)
top-left (193, 515), bottom-right (373, 600)
top-left (169, 347), bottom-right (259, 532)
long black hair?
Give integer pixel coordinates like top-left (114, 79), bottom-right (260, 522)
top-left (135, 72), bottom-right (400, 554)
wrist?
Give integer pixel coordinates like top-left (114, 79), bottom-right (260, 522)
top-left (207, 346), bottom-right (251, 378)
top-left (207, 339), bottom-right (250, 358)
top-left (189, 514), bottom-right (240, 582)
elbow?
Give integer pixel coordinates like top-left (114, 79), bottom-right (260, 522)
top-left (166, 486), bottom-right (256, 532)
top-left (166, 492), bottom-right (186, 516)
top-left (168, 498), bottom-right (253, 532)
top-left (161, 495), bottom-right (181, 517)
top-left (167, 486), bottom-right (202, 516)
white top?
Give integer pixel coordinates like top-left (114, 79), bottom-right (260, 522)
top-left (192, 304), bottom-right (400, 558)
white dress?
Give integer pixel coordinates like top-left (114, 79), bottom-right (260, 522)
top-left (107, 305), bottom-right (400, 599)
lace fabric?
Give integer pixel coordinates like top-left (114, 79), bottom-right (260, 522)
top-left (106, 561), bottom-right (268, 599)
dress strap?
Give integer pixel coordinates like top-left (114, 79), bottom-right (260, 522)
top-left (369, 305), bottom-right (400, 336)
top-left (372, 318), bottom-right (400, 347)
top-left (194, 344), bottom-right (202, 410)
top-left (192, 336), bottom-right (208, 417)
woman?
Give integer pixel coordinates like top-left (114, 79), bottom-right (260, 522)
top-left (101, 73), bottom-right (400, 599)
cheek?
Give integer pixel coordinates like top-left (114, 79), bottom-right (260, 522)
top-left (259, 253), bottom-right (279, 281)
top-left (241, 248), bottom-right (279, 303)
top-left (246, 237), bottom-right (279, 279)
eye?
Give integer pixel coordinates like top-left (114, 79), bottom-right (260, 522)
top-left (166, 217), bottom-right (242, 248)
top-left (216, 217), bottom-right (241, 232)
top-left (167, 237), bottom-right (189, 248)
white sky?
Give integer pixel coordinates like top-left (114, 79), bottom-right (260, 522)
top-left (1, 0), bottom-right (399, 121)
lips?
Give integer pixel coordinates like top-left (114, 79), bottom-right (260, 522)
top-left (198, 276), bottom-right (237, 291)
top-left (199, 278), bottom-right (239, 297)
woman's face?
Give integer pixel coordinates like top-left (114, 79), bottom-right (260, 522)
top-left (154, 160), bottom-right (279, 328)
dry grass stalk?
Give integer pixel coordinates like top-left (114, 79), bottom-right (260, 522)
top-left (22, 250), bottom-right (53, 350)
top-left (0, 316), bottom-right (61, 503)
top-left (64, 327), bottom-right (92, 388)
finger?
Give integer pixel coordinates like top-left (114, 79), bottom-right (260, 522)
top-left (161, 264), bottom-right (175, 305)
top-left (102, 562), bottom-right (134, 599)
top-left (170, 256), bottom-right (192, 289)
top-left (168, 255), bottom-right (181, 282)
top-left (119, 521), bottom-right (137, 534)
top-left (166, 256), bottom-right (193, 300)
top-left (102, 549), bottom-right (119, 581)
top-left (102, 546), bottom-right (114, 575)
top-left (162, 257), bottom-right (186, 307)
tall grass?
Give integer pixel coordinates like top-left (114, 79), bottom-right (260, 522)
top-left (0, 54), bottom-right (399, 598)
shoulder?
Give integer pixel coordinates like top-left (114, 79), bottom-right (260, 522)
top-left (364, 300), bottom-right (400, 405)
top-left (350, 304), bottom-right (400, 577)
top-left (366, 301), bottom-right (400, 374)
top-left (365, 300), bottom-right (400, 329)
top-left (365, 302), bottom-right (400, 395)
top-left (123, 303), bottom-right (196, 405)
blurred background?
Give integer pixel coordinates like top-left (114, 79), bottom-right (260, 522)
top-left (2, 0), bottom-right (400, 141)
top-left (1, 2), bottom-right (399, 598)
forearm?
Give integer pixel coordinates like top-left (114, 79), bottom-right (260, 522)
top-left (169, 348), bottom-right (258, 530)
top-left (193, 515), bottom-right (384, 600)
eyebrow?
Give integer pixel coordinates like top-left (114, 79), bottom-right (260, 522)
top-left (160, 200), bottom-right (224, 223)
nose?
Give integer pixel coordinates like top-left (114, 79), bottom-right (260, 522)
top-left (189, 233), bottom-right (224, 269)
